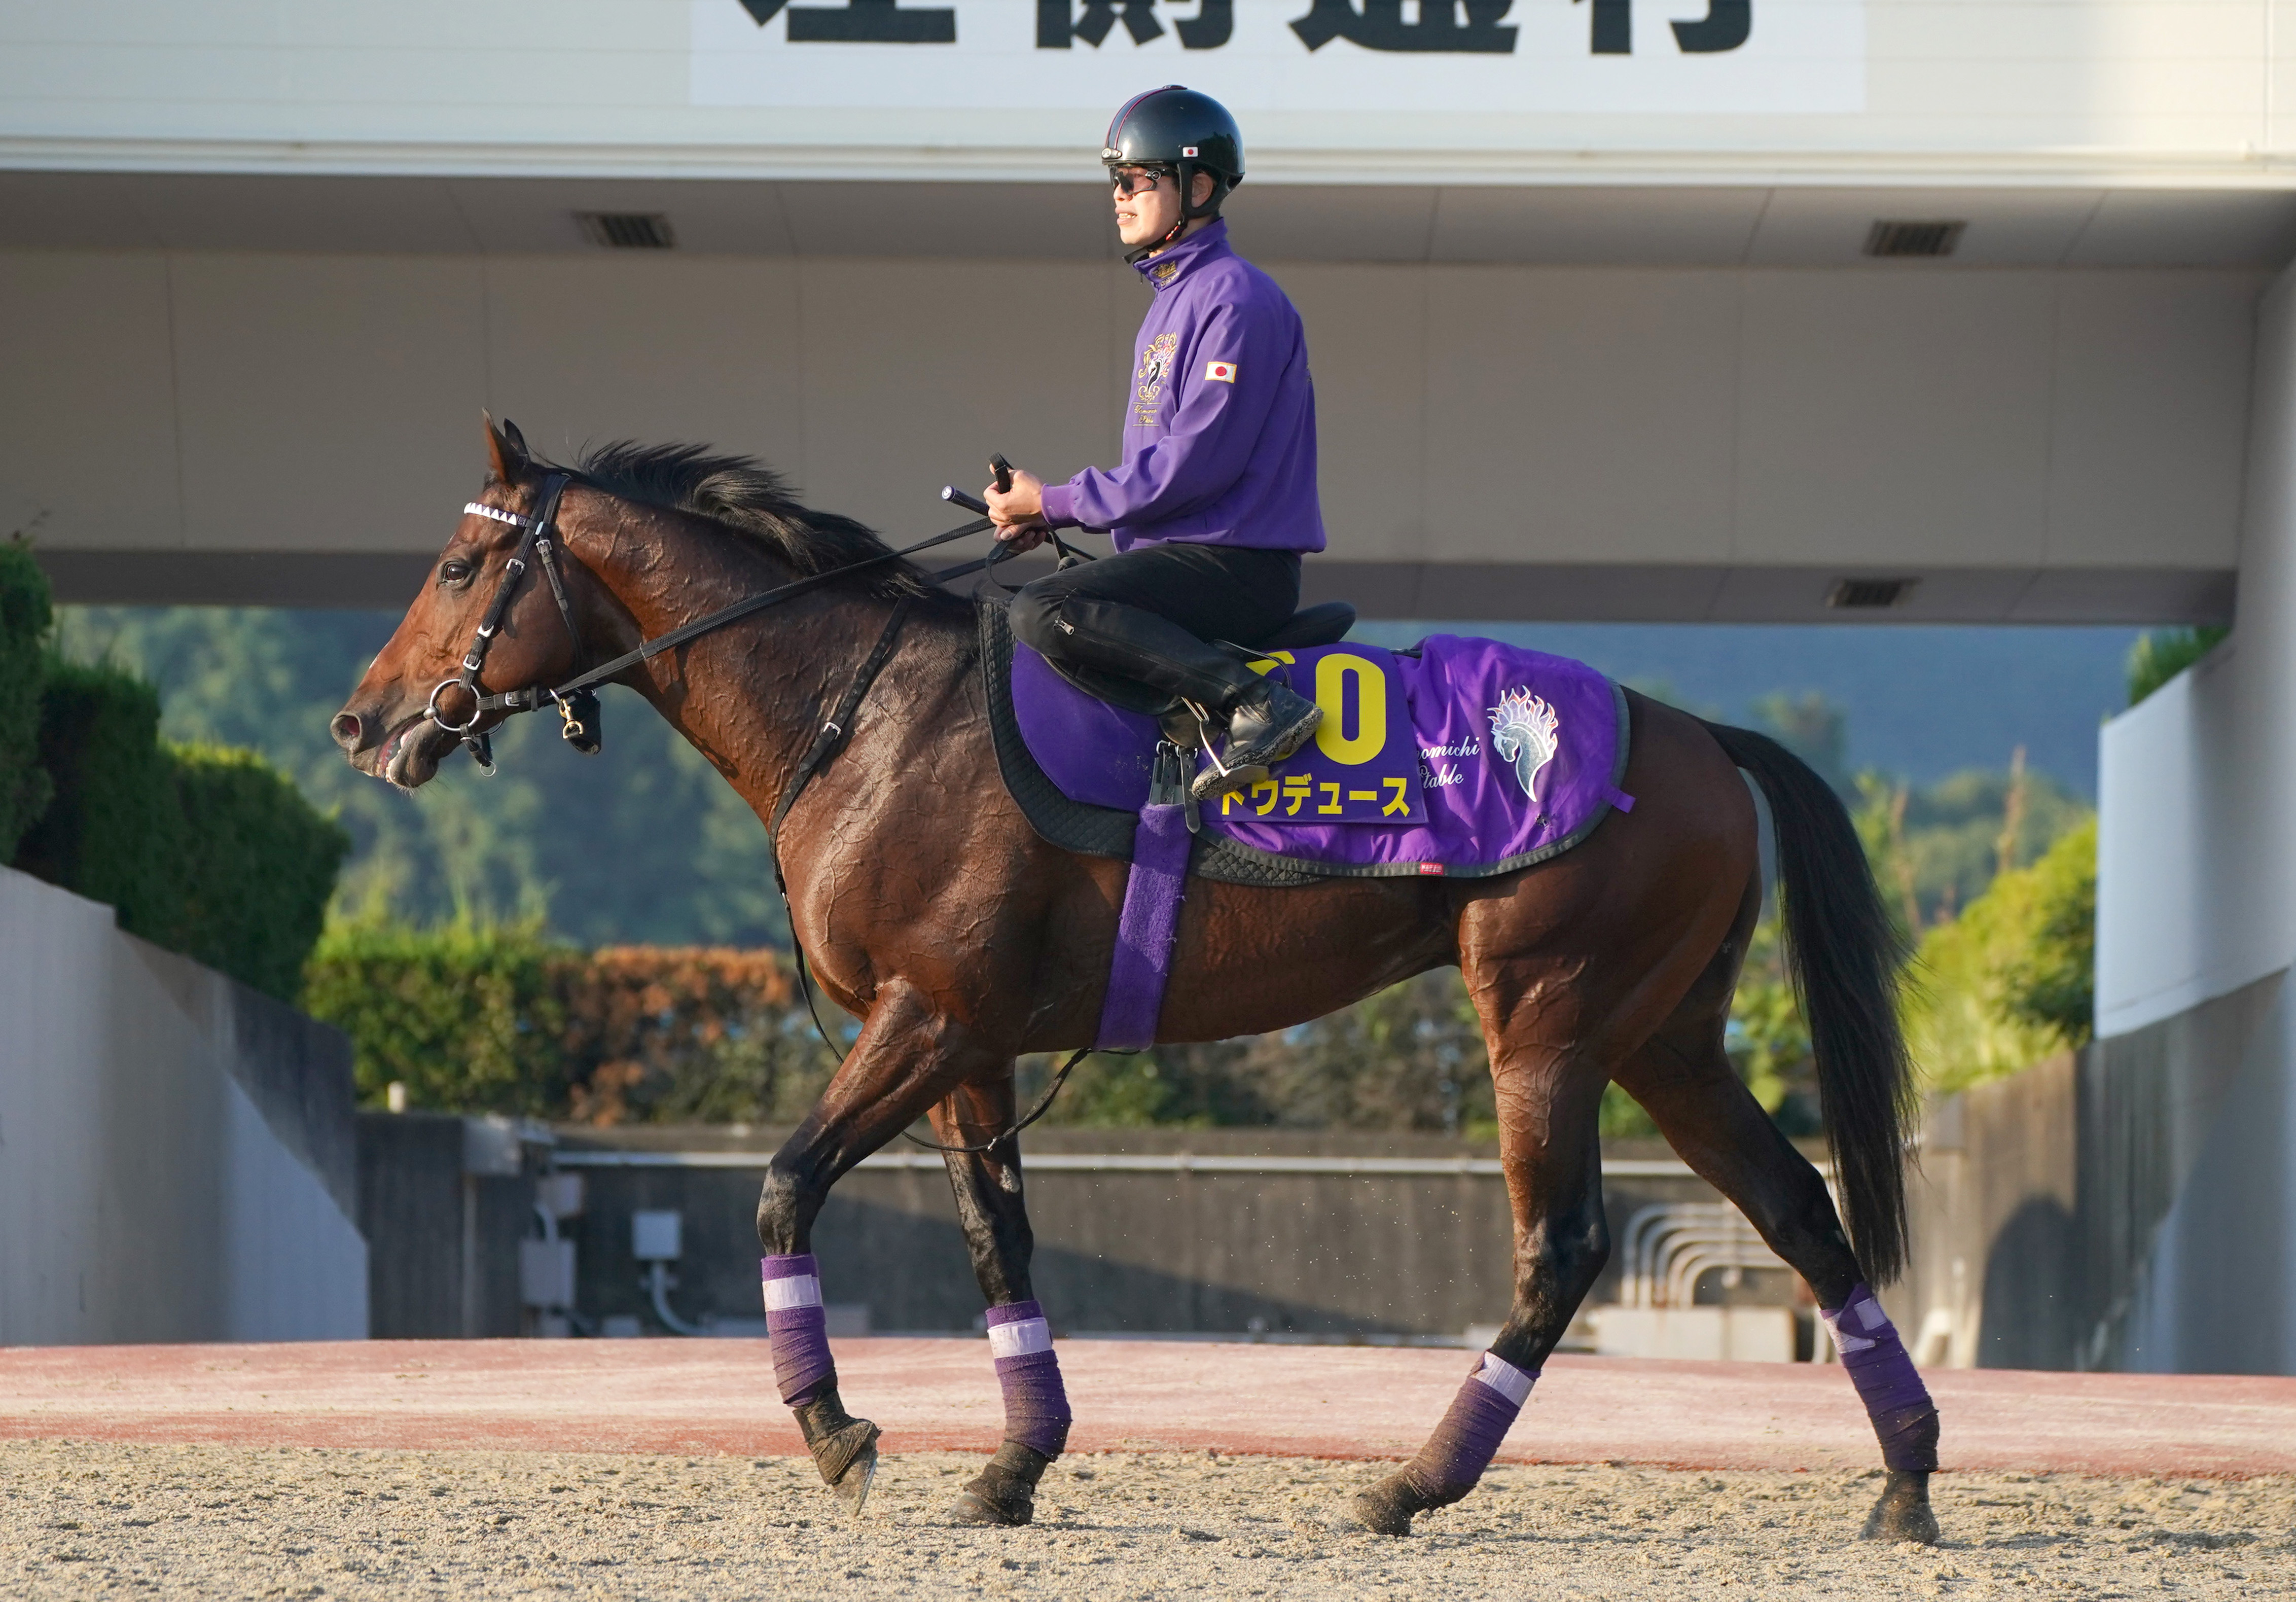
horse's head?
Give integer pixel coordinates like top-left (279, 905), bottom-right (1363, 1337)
top-left (332, 415), bottom-right (593, 789)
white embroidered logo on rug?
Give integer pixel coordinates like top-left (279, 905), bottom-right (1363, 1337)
top-left (1488, 687), bottom-right (1561, 804)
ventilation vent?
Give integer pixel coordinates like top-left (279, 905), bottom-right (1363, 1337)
top-left (1863, 220), bottom-right (1965, 259)
top-left (577, 212), bottom-right (677, 250)
top-left (1827, 577), bottom-right (1920, 610)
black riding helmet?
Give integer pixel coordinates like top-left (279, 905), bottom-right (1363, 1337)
top-left (1104, 85), bottom-right (1244, 260)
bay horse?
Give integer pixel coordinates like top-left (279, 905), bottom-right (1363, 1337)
top-left (334, 418), bottom-right (1940, 1543)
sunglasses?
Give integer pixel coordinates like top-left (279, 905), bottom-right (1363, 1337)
top-left (1109, 165), bottom-right (1175, 198)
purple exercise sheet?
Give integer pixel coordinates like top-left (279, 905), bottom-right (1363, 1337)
top-left (1010, 634), bottom-right (1634, 877)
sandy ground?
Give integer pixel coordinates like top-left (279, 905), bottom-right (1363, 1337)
top-left (3, 1440), bottom-right (2292, 1600)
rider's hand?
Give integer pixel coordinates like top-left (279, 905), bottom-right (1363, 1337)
top-left (987, 468), bottom-right (1047, 544)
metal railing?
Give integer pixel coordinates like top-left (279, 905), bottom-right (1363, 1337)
top-left (1617, 1200), bottom-right (1788, 1307)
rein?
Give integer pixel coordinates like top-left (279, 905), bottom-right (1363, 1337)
top-left (429, 474), bottom-right (999, 752)
top-left (431, 474), bottom-right (1086, 1160)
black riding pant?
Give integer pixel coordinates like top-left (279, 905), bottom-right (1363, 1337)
top-left (1009, 541), bottom-right (1301, 715)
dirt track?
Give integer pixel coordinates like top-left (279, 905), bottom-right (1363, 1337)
top-left (5, 1440), bottom-right (2293, 1599)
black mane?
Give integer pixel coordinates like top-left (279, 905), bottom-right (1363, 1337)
top-left (558, 441), bottom-right (964, 610)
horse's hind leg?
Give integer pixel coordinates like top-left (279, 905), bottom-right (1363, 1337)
top-left (930, 1073), bottom-right (1072, 1528)
top-left (1351, 1002), bottom-right (1613, 1537)
top-left (1611, 922), bottom-right (1941, 1545)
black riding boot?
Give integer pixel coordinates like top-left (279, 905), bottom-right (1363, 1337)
top-left (1187, 675), bottom-right (1323, 802)
top-left (1012, 576), bottom-right (1322, 797)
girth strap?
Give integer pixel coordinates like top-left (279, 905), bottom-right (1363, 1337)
top-left (768, 597), bottom-right (916, 853)
top-left (768, 598), bottom-right (914, 1082)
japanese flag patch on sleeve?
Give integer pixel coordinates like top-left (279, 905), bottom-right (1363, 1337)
top-left (1204, 360), bottom-right (1238, 383)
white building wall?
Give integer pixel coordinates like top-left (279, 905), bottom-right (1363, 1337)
top-left (0, 867), bottom-right (366, 1346)
top-left (2092, 258), bottom-right (2296, 1374)
top-left (4, 1), bottom-right (2294, 179)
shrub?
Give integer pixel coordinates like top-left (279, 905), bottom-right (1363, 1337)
top-left (15, 661), bottom-right (345, 1000)
top-left (15, 659), bottom-right (187, 944)
top-left (304, 918), bottom-right (577, 1114)
top-left (1903, 816), bottom-right (2097, 1093)
top-left (561, 946), bottom-right (838, 1125)
top-left (1998, 818), bottom-right (2097, 1046)
top-left (170, 744), bottom-right (349, 1002)
top-left (2127, 626), bottom-right (2227, 708)
top-left (302, 930), bottom-right (840, 1120)
top-left (0, 541), bottom-right (52, 861)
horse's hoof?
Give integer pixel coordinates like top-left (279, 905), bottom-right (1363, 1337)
top-left (1860, 1470), bottom-right (1940, 1545)
top-left (832, 1442), bottom-right (877, 1518)
top-left (810, 1417), bottom-right (881, 1518)
top-left (1347, 1474), bottom-right (1421, 1538)
top-left (951, 1483), bottom-right (1033, 1526)
top-left (951, 1454), bottom-right (1038, 1526)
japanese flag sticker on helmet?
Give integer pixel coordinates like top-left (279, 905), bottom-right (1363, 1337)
top-left (1205, 361), bottom-right (1237, 383)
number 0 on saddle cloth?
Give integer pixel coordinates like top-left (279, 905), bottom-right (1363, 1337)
top-left (1009, 635), bottom-right (1638, 879)
top-left (1219, 648), bottom-right (1426, 825)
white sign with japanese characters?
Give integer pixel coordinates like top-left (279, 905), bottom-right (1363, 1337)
top-left (692, 0), bottom-right (1866, 117)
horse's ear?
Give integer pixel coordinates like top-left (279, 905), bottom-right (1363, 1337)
top-left (483, 412), bottom-right (531, 484)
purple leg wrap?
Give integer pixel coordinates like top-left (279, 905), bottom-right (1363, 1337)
top-left (763, 1254), bottom-right (833, 1407)
top-left (985, 1299), bottom-right (1072, 1458)
top-left (1822, 1283), bottom-right (1940, 1473)
top-left (1404, 1352), bottom-right (1537, 1501)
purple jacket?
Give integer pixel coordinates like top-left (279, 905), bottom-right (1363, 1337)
top-left (1040, 220), bottom-right (1326, 554)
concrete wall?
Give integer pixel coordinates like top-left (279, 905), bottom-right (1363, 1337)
top-left (1883, 1046), bottom-right (2268, 1375)
top-left (547, 1128), bottom-right (1805, 1340)
top-left (1893, 1054), bottom-right (2083, 1371)
top-left (0, 865), bottom-right (367, 1345)
top-left (2, 246), bottom-right (2256, 622)
top-left (2086, 254), bottom-right (2296, 1376)
top-left (356, 1113), bottom-right (545, 1340)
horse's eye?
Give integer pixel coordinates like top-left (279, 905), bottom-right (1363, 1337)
top-left (439, 558), bottom-right (473, 585)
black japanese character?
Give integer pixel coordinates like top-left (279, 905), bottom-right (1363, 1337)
top-left (1581, 0), bottom-right (1629, 55)
top-left (738, 0), bottom-right (956, 43)
top-left (1291, 0), bottom-right (1516, 54)
top-left (1037, 2), bottom-right (1233, 49)
top-left (1673, 0), bottom-right (1749, 54)
top-left (1575, 0), bottom-right (1751, 56)
top-left (1039, 1), bottom-right (1161, 47)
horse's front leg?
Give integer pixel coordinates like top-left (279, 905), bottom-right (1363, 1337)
top-left (929, 1073), bottom-right (1072, 1527)
top-left (755, 979), bottom-right (999, 1515)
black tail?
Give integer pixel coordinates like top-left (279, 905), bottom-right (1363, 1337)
top-left (1704, 721), bottom-right (1917, 1285)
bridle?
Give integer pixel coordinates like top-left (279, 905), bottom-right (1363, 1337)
top-left (423, 472), bottom-right (1001, 772)
top-left (427, 474), bottom-right (592, 772)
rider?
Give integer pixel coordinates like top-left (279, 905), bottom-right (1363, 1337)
top-left (986, 85), bottom-right (1326, 802)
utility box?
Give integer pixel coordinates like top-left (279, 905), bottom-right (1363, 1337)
top-left (631, 1209), bottom-right (684, 1263)
top-left (519, 1238), bottom-right (577, 1309)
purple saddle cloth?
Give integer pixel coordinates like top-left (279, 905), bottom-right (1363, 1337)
top-left (1011, 634), bottom-right (1633, 879)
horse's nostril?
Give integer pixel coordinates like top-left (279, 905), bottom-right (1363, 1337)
top-left (331, 711), bottom-right (368, 753)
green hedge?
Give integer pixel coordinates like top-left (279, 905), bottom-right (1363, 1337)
top-left (0, 542), bottom-right (53, 860)
top-left (303, 919), bottom-right (576, 1114)
top-left (15, 659), bottom-right (347, 1001)
top-left (170, 743), bottom-right (350, 1002)
top-left (301, 930), bottom-right (843, 1120)
top-left (17, 660), bottom-right (187, 941)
